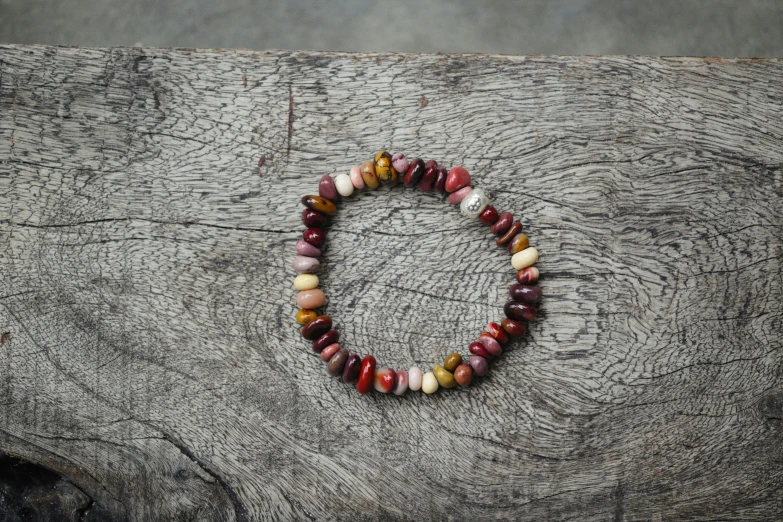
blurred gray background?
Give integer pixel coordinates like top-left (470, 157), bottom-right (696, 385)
top-left (1, 0), bottom-right (782, 56)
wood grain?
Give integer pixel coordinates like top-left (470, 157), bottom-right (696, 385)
top-left (1, 45), bottom-right (782, 521)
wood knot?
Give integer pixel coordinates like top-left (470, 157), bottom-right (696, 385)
top-left (757, 392), bottom-right (783, 425)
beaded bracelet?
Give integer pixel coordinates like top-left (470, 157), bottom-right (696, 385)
top-left (294, 151), bottom-right (541, 396)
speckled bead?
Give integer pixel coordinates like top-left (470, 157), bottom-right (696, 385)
top-left (511, 247), bottom-right (539, 270)
top-left (294, 274), bottom-right (318, 290)
top-left (374, 367), bottom-right (396, 393)
top-left (350, 166), bottom-right (365, 189)
top-left (445, 166), bottom-right (471, 193)
top-left (313, 329), bottom-right (339, 352)
top-left (295, 240), bottom-right (321, 257)
top-left (294, 256), bottom-right (320, 273)
top-left (408, 367), bottom-right (423, 391)
top-left (509, 284), bottom-right (542, 304)
top-left (433, 365), bottom-right (457, 388)
top-left (443, 352), bottom-right (462, 372)
top-left (469, 341), bottom-right (493, 359)
top-left (403, 158), bottom-right (425, 185)
top-left (327, 348), bottom-right (350, 377)
top-left (418, 162), bottom-right (438, 192)
top-left (496, 222), bottom-right (522, 247)
top-left (434, 167), bottom-right (448, 192)
top-left (486, 322), bottom-right (509, 344)
top-left (318, 175), bottom-right (340, 202)
top-left (342, 354), bottom-right (361, 382)
top-left (296, 288), bottom-right (325, 309)
top-left (421, 371), bottom-right (439, 394)
top-left (504, 301), bottom-right (537, 321)
top-left (303, 228), bottom-right (326, 248)
top-left (356, 355), bottom-right (377, 394)
top-left (490, 212), bottom-right (513, 235)
top-left (301, 195), bottom-right (337, 215)
top-left (301, 315), bottom-right (331, 340)
top-left (501, 318), bottom-right (526, 338)
top-left (374, 151), bottom-right (397, 184)
top-left (334, 173), bottom-right (354, 197)
top-left (296, 309), bottom-right (317, 325)
top-left (479, 205), bottom-right (499, 225)
top-left (447, 186), bottom-right (473, 205)
top-left (469, 355), bottom-right (488, 377)
top-left (516, 266), bottom-right (540, 284)
top-left (460, 188), bottom-right (490, 218)
top-left (393, 370), bottom-right (408, 395)
top-left (454, 364), bottom-right (473, 386)
top-left (507, 234), bottom-right (529, 254)
top-left (360, 161), bottom-right (380, 189)
top-left (392, 152), bottom-right (409, 174)
top-left (302, 208), bottom-right (327, 228)
top-left (319, 343), bottom-right (341, 362)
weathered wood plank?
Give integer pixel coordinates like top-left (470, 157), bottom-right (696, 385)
top-left (0, 45), bottom-right (782, 521)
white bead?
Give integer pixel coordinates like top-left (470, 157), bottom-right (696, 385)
top-left (334, 173), bottom-right (354, 197)
top-left (460, 187), bottom-right (490, 218)
top-left (421, 371), bottom-right (439, 394)
top-left (294, 274), bottom-right (318, 290)
top-left (511, 247), bottom-right (539, 270)
top-left (408, 367), bottom-right (422, 391)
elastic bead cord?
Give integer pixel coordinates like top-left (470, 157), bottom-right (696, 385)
top-left (295, 151), bottom-right (542, 396)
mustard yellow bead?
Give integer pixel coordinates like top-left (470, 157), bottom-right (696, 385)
top-left (296, 309), bottom-right (317, 325)
top-left (360, 161), bottom-right (380, 189)
top-left (294, 274), bottom-right (318, 291)
top-left (443, 352), bottom-right (462, 372)
top-left (433, 365), bottom-right (457, 388)
top-left (374, 151), bottom-right (397, 184)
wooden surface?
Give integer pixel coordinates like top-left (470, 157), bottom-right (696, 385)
top-left (1, 45), bottom-right (782, 521)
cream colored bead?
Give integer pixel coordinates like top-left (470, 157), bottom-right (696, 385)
top-left (334, 173), bottom-right (354, 197)
top-left (511, 247), bottom-right (539, 270)
top-left (421, 371), bottom-right (439, 394)
top-left (294, 274), bottom-right (319, 291)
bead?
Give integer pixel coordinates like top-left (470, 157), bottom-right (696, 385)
top-left (496, 222), bottom-right (522, 247)
top-left (479, 205), bottom-right (499, 225)
top-left (319, 343), bottom-right (341, 362)
top-left (328, 348), bottom-right (350, 377)
top-left (296, 309), bottom-right (317, 325)
top-left (392, 152), bottom-right (409, 174)
top-left (360, 161), bottom-right (380, 189)
top-left (374, 367), bottom-right (396, 393)
top-left (516, 266), bottom-right (540, 284)
top-left (454, 364), bottom-right (473, 386)
top-left (421, 371), bottom-right (439, 394)
top-left (509, 284), bottom-right (542, 304)
top-left (334, 173), bottom-right (354, 197)
top-left (479, 332), bottom-right (503, 356)
top-left (295, 240), bottom-right (321, 257)
top-left (511, 247), bottom-right (539, 270)
top-left (490, 212), bottom-right (513, 235)
top-left (469, 355), bottom-right (488, 376)
top-left (403, 158), bottom-right (425, 185)
top-left (447, 186), bottom-right (473, 205)
top-left (443, 352), bottom-right (462, 372)
top-left (433, 365), bottom-right (457, 389)
top-left (374, 151), bottom-right (396, 184)
top-left (318, 175), bottom-right (340, 202)
top-left (342, 353), bottom-right (361, 382)
top-left (313, 330), bottom-right (339, 352)
top-left (356, 355), bottom-right (377, 394)
top-left (301, 195), bottom-right (337, 215)
top-left (393, 370), bottom-right (408, 395)
top-left (350, 166), bottom-right (365, 189)
top-left (504, 301), bottom-right (537, 321)
top-left (469, 341), bottom-right (493, 359)
top-left (460, 188), bottom-right (490, 218)
top-left (434, 167), bottom-right (448, 192)
top-left (301, 315), bottom-right (332, 341)
top-left (294, 256), bottom-right (320, 273)
top-left (408, 367), bottom-right (423, 391)
top-left (501, 318), bottom-right (526, 338)
top-left (296, 289), bottom-right (325, 309)
top-left (507, 234), bottom-right (529, 255)
top-left (445, 166), bottom-right (471, 193)
top-left (486, 322), bottom-right (509, 344)
top-left (303, 228), bottom-right (326, 248)
top-left (294, 274), bottom-right (318, 291)
top-left (302, 208), bottom-right (327, 228)
top-left (418, 165), bottom-right (437, 192)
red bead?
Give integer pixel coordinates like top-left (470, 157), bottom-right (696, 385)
top-left (434, 167), bottom-right (448, 192)
top-left (486, 322), bottom-right (508, 344)
top-left (374, 367), bottom-right (396, 393)
top-left (501, 318), bottom-right (526, 338)
top-left (403, 158), bottom-right (426, 185)
top-left (301, 315), bottom-right (332, 341)
top-left (469, 341), bottom-right (493, 359)
top-left (490, 212), bottom-right (513, 235)
top-left (445, 166), bottom-right (471, 193)
top-left (318, 174), bottom-right (340, 202)
top-left (479, 332), bottom-right (503, 356)
top-left (312, 329), bottom-right (339, 352)
top-left (356, 355), bottom-right (377, 394)
top-left (418, 161), bottom-right (438, 192)
top-left (303, 228), bottom-right (326, 248)
top-left (509, 284), bottom-right (542, 304)
top-left (516, 267), bottom-right (540, 284)
top-left (504, 301), bottom-right (537, 321)
top-left (302, 209), bottom-right (327, 228)
top-left (479, 205), bottom-right (499, 225)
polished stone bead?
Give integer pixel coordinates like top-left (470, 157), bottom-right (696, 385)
top-left (434, 167), bottom-right (448, 192)
top-left (469, 341), bottom-right (493, 359)
top-left (486, 322), bottom-right (509, 344)
top-left (496, 222), bottom-right (522, 247)
top-left (350, 166), bottom-right (365, 189)
top-left (296, 288), bottom-right (325, 309)
top-left (443, 352), bottom-right (462, 372)
top-left (445, 166), bottom-right (471, 193)
top-left (507, 233), bottom-right (529, 254)
top-left (319, 343), bottom-right (341, 362)
top-left (392, 370), bottom-right (408, 395)
top-left (374, 367), bottom-right (396, 393)
top-left (479, 205), bottom-right (499, 225)
top-left (356, 355), bottom-right (377, 394)
top-left (433, 365), bottom-right (457, 388)
top-left (469, 355), bottom-right (488, 377)
top-left (454, 364), bottom-right (473, 386)
top-left (302, 208), bottom-right (327, 228)
top-left (295, 240), bottom-right (321, 257)
top-left (501, 318), bottom-right (526, 338)
top-left (313, 330), bottom-right (339, 352)
top-left (301, 195), bottom-right (337, 215)
top-left (334, 173), bottom-right (354, 197)
top-left (479, 332), bottom-right (503, 356)
top-left (294, 256), bottom-right (320, 273)
top-left (408, 367), bottom-right (423, 391)
top-left (490, 212), bottom-right (513, 235)
top-left (418, 165), bottom-right (437, 192)
top-left (421, 371), bottom-right (439, 394)
top-left (296, 309), bottom-right (317, 325)
top-left (516, 267), bottom-right (540, 284)
top-left (374, 151), bottom-right (397, 184)
top-left (447, 186), bottom-right (473, 205)
top-left (504, 301), bottom-right (537, 321)
top-left (301, 315), bottom-right (332, 340)
top-left (294, 274), bottom-right (318, 291)
top-left (511, 247), bottom-right (539, 270)
top-left (509, 284), bottom-right (542, 304)
top-left (392, 152), bottom-right (409, 174)
top-left (403, 158), bottom-right (425, 185)
top-left (303, 228), bottom-right (327, 248)
top-left (342, 353), bottom-right (361, 382)
top-left (460, 188), bottom-right (490, 218)
top-left (328, 348), bottom-right (350, 377)
top-left (360, 161), bottom-right (380, 189)
top-left (318, 174), bottom-right (340, 202)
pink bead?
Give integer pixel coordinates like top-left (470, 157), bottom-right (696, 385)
top-left (296, 240), bottom-right (321, 257)
top-left (391, 152), bottom-right (409, 174)
top-left (392, 370), bottom-right (408, 395)
top-left (320, 343), bottom-right (341, 362)
top-left (408, 367), bottom-right (423, 391)
top-left (447, 186), bottom-right (473, 205)
top-left (479, 332), bottom-right (503, 356)
top-left (349, 166), bottom-right (364, 189)
top-left (445, 166), bottom-right (471, 193)
top-left (318, 175), bottom-right (340, 202)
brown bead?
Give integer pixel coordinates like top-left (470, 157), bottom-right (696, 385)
top-left (312, 330), bottom-right (339, 352)
top-left (506, 233), bottom-right (529, 254)
top-left (501, 318), bottom-right (527, 338)
top-left (301, 315), bottom-right (332, 340)
top-left (361, 161), bottom-right (380, 189)
top-left (301, 195), bottom-right (337, 215)
top-left (434, 167), bottom-right (448, 192)
top-left (496, 222), bottom-right (522, 247)
top-left (516, 267), bottom-right (540, 284)
top-left (490, 212), bottom-right (513, 235)
top-left (318, 175), bottom-right (340, 202)
top-left (327, 348), bottom-right (350, 377)
top-left (303, 228), bottom-right (326, 248)
top-left (509, 284), bottom-right (542, 304)
top-left (479, 205), bottom-right (499, 225)
top-left (454, 364), bottom-right (473, 386)
top-left (403, 158), bottom-right (426, 185)
top-left (296, 309), bottom-right (317, 325)
top-left (374, 151), bottom-right (397, 184)
top-left (486, 322), bottom-right (509, 344)
top-left (504, 301), bottom-right (537, 321)
top-left (302, 208), bottom-right (327, 228)
top-left (443, 352), bottom-right (462, 372)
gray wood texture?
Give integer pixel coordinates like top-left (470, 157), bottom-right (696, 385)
top-left (1, 45), bottom-right (782, 521)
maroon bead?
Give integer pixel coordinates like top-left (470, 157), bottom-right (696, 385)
top-left (509, 284), bottom-right (542, 304)
top-left (496, 222), bottom-right (522, 247)
top-left (479, 205), bottom-right (499, 225)
top-left (418, 161), bottom-right (438, 192)
top-left (434, 167), bottom-right (448, 192)
top-left (302, 208), bottom-right (328, 228)
top-left (327, 348), bottom-right (350, 377)
top-left (312, 329), bottom-right (339, 352)
top-left (486, 322), bottom-right (508, 344)
top-left (504, 301), bottom-right (537, 321)
top-left (318, 175), bottom-right (340, 202)
top-left (342, 353), bottom-right (361, 382)
top-left (403, 158), bottom-right (426, 185)
top-left (490, 212), bottom-right (513, 235)
top-left (303, 228), bottom-right (327, 248)
top-left (301, 315), bottom-right (332, 341)
top-left (501, 318), bottom-right (526, 338)
top-left (469, 341), bottom-right (493, 359)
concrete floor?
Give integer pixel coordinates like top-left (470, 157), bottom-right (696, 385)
top-left (1, 0), bottom-right (782, 57)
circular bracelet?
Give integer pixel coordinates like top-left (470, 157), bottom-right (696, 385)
top-left (294, 151), bottom-right (541, 396)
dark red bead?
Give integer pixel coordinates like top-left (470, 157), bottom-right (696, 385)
top-left (496, 222), bottom-right (522, 247)
top-left (479, 205), bottom-right (499, 225)
top-left (303, 228), bottom-right (326, 248)
top-left (312, 329), bottom-right (339, 352)
top-left (509, 284), bottom-right (542, 304)
top-left (504, 301), bottom-right (537, 321)
top-left (490, 212), bottom-right (513, 235)
top-left (356, 355), bottom-right (377, 394)
top-left (516, 267), bottom-right (540, 284)
top-left (469, 341), bottom-right (493, 360)
top-left (486, 322), bottom-right (508, 344)
top-left (342, 353), bottom-right (361, 382)
top-left (302, 208), bottom-right (327, 228)
top-left (301, 315), bottom-right (332, 341)
top-left (501, 318), bottom-right (526, 338)
top-left (434, 167), bottom-right (448, 192)
top-left (418, 161), bottom-right (438, 192)
top-left (318, 175), bottom-right (340, 202)
top-left (403, 158), bottom-right (426, 185)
